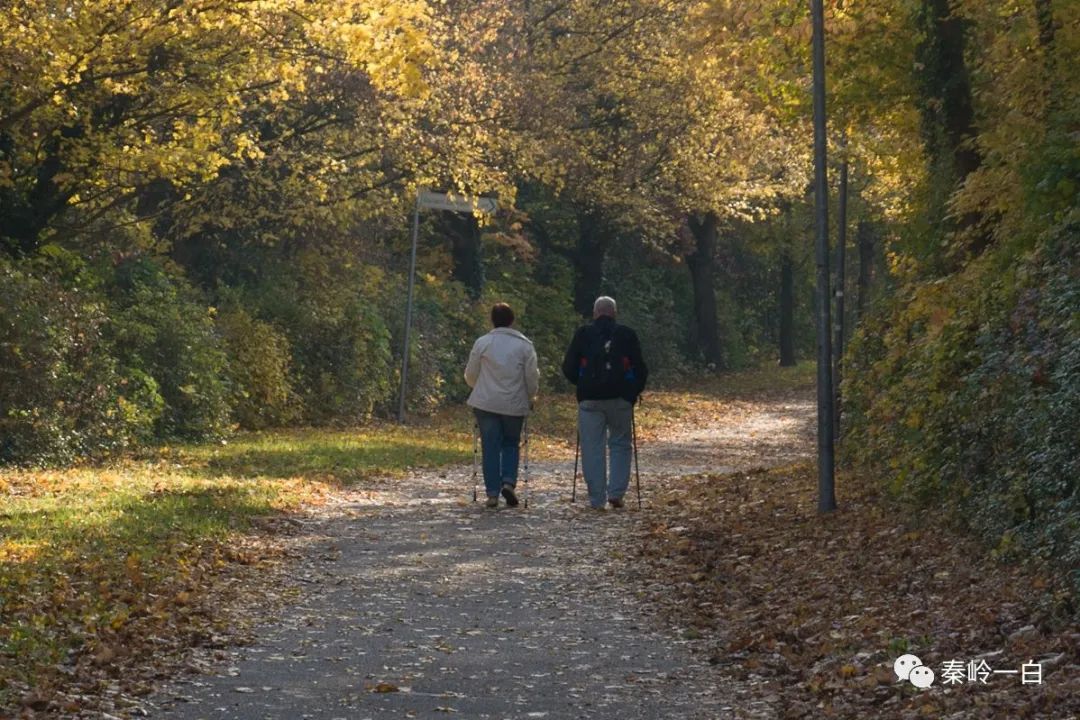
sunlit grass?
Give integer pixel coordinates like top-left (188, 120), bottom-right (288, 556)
top-left (0, 423), bottom-right (481, 707)
top-left (180, 426), bottom-right (474, 481)
top-left (0, 462), bottom-right (330, 708)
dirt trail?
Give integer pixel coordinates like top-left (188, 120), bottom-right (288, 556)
top-left (150, 389), bottom-right (815, 720)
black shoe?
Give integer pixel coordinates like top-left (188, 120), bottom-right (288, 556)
top-left (608, 497), bottom-right (625, 509)
top-left (501, 483), bottom-right (519, 507)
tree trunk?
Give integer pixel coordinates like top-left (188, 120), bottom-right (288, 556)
top-left (1034, 0), bottom-right (1058, 115)
top-left (686, 212), bottom-right (723, 368)
top-left (916, 0), bottom-right (988, 258)
top-left (779, 248), bottom-right (796, 367)
top-left (856, 220), bottom-right (875, 319)
top-left (443, 212), bottom-right (484, 300)
top-left (1, 135), bottom-right (74, 257)
top-left (573, 208), bottom-right (609, 317)
top-left (917, 0), bottom-right (981, 181)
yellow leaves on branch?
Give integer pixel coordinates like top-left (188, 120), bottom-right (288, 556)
top-left (321, 0), bottom-right (436, 98)
top-left (0, 0), bottom-right (438, 221)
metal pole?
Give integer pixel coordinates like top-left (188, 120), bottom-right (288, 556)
top-left (631, 406), bottom-right (642, 510)
top-left (833, 139), bottom-right (848, 442)
top-left (398, 195), bottom-right (421, 423)
top-left (812, 0), bottom-right (837, 513)
top-left (522, 417), bottom-right (530, 509)
top-left (571, 431), bottom-right (579, 503)
top-left (472, 419), bottom-right (479, 502)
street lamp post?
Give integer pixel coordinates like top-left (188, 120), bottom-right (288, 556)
top-left (398, 194), bottom-right (422, 424)
top-left (812, 0), bottom-right (837, 512)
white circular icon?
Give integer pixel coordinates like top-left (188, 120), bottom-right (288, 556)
top-left (894, 654), bottom-right (922, 681)
top-left (910, 665), bottom-right (936, 689)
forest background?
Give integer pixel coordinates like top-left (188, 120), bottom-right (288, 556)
top-left (1, 0), bottom-right (1077, 593)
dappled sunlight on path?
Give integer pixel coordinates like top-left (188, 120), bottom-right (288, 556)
top-left (151, 390), bottom-right (815, 719)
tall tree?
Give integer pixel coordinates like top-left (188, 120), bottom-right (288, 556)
top-left (0, 1), bottom-right (440, 254)
top-left (686, 213), bottom-right (723, 367)
top-left (573, 208), bottom-right (613, 317)
top-left (779, 246), bottom-right (797, 366)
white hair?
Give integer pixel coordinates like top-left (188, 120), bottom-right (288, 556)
top-left (593, 296), bottom-right (617, 318)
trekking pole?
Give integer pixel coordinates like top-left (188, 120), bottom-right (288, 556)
top-left (571, 430), bottom-right (580, 503)
top-left (631, 406), bottom-right (642, 510)
top-left (471, 419), bottom-right (479, 502)
top-left (522, 417), bottom-right (530, 509)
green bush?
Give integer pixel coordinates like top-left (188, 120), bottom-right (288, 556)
top-left (295, 293), bottom-right (395, 423)
top-left (107, 258), bottom-right (231, 440)
top-left (221, 252), bottom-right (400, 423)
top-left (483, 250), bottom-right (577, 394)
top-left (0, 259), bottom-right (149, 464)
top-left (218, 308), bottom-right (297, 430)
top-left (844, 217), bottom-right (1080, 597)
top-left (403, 278), bottom-right (481, 411)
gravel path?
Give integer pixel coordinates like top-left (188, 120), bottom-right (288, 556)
top-left (151, 391), bottom-right (814, 720)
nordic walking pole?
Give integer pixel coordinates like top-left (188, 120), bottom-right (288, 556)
top-left (631, 405), bottom-right (642, 510)
top-left (571, 430), bottom-right (580, 503)
top-left (522, 417), bottom-right (530, 509)
top-left (471, 419), bottom-right (479, 502)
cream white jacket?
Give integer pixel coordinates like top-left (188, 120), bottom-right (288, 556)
top-left (464, 327), bottom-right (539, 417)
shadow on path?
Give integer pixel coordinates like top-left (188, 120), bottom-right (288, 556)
top-left (152, 392), bottom-right (814, 719)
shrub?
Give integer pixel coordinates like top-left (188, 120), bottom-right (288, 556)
top-left (217, 308), bottom-right (297, 430)
top-left (844, 217), bottom-right (1080, 598)
top-left (295, 293), bottom-right (395, 423)
top-left (403, 277), bottom-right (482, 411)
top-left (107, 258), bottom-right (231, 440)
top-left (0, 258), bottom-right (147, 464)
top-left (223, 253), bottom-right (400, 423)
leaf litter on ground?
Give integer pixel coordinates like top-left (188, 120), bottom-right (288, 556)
top-left (638, 463), bottom-right (1080, 719)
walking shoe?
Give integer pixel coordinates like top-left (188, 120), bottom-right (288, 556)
top-left (485, 496), bottom-right (499, 508)
top-left (501, 483), bottom-right (519, 507)
top-left (608, 497), bottom-right (625, 509)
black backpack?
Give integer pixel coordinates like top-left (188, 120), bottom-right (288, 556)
top-left (578, 323), bottom-right (638, 398)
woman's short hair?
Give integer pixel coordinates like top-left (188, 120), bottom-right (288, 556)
top-left (491, 303), bottom-right (514, 328)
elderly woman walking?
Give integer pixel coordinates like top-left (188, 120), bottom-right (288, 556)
top-left (465, 303), bottom-right (540, 508)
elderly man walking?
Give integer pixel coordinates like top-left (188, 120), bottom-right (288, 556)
top-left (465, 303), bottom-right (540, 508)
top-left (561, 296), bottom-right (648, 509)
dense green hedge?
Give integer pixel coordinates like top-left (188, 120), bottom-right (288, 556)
top-left (1, 208), bottom-right (812, 465)
top-left (107, 258), bottom-right (232, 441)
top-left (218, 307), bottom-right (297, 430)
top-left (0, 260), bottom-right (133, 464)
top-left (844, 217), bottom-right (1080, 597)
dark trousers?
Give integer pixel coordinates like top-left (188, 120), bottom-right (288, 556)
top-left (474, 409), bottom-right (524, 498)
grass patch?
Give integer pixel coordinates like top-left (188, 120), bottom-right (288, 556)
top-left (0, 463), bottom-right (321, 711)
top-left (0, 423), bottom-right (475, 712)
top-left (181, 426), bottom-right (473, 482)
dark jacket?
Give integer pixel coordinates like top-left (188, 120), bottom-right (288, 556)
top-left (561, 315), bottom-right (649, 403)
